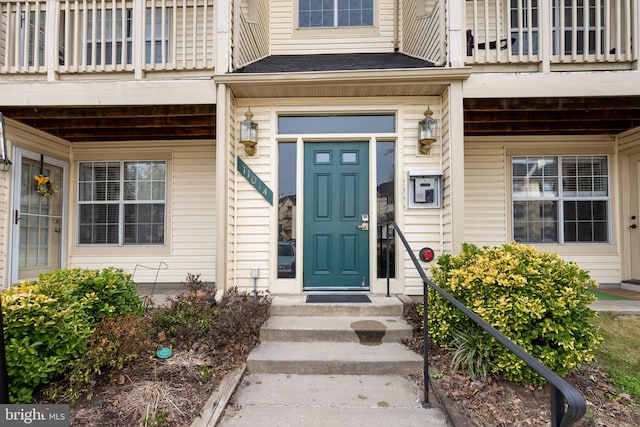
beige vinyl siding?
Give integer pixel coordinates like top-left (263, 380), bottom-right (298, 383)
top-left (0, 170), bottom-right (7, 287)
top-left (270, 0), bottom-right (397, 54)
top-left (402, 0), bottom-right (445, 63)
top-left (227, 97), bottom-right (447, 295)
top-left (230, 104), bottom-right (272, 292)
top-left (439, 86), bottom-right (452, 254)
top-left (234, 0), bottom-right (269, 68)
top-left (69, 140), bottom-right (216, 284)
top-left (464, 142), bottom-right (508, 246)
top-left (400, 99), bottom-right (445, 295)
top-left (226, 98), bottom-right (239, 290)
top-left (619, 128), bottom-right (640, 155)
top-left (555, 251), bottom-right (620, 286)
top-left (463, 136), bottom-right (622, 285)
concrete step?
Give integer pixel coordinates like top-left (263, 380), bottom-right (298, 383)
top-left (260, 316), bottom-right (414, 343)
top-left (247, 341), bottom-right (423, 375)
top-left (269, 294), bottom-right (407, 317)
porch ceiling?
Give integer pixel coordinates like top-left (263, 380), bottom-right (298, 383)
top-left (0, 105), bottom-right (216, 142)
top-left (464, 96), bottom-right (640, 136)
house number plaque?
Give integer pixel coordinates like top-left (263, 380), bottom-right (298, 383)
top-left (237, 157), bottom-right (273, 205)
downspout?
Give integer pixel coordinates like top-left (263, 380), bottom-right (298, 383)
top-left (394, 0), bottom-right (399, 51)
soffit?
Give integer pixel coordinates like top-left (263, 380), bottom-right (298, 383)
top-left (0, 104), bottom-right (216, 143)
top-left (217, 68), bottom-right (470, 99)
top-left (465, 96), bottom-right (640, 136)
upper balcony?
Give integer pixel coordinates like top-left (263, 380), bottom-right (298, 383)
top-left (462, 0), bottom-right (638, 72)
top-left (0, 0), bottom-right (215, 80)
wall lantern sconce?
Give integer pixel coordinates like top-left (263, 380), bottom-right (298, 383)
top-left (239, 108), bottom-right (258, 156)
top-left (418, 107), bottom-right (437, 155)
top-left (0, 113), bottom-right (11, 172)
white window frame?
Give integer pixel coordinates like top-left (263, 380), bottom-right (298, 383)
top-left (298, 0), bottom-right (375, 28)
top-left (77, 160), bottom-right (167, 246)
top-left (511, 155), bottom-right (610, 244)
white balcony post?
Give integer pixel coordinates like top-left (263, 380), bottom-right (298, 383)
top-left (449, 0), bottom-right (466, 67)
top-left (633, 0), bottom-right (639, 70)
top-left (46, 0), bottom-right (60, 80)
top-left (133, 0), bottom-right (144, 79)
top-left (539, 0), bottom-right (552, 73)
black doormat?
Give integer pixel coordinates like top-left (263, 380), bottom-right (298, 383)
top-left (306, 294), bottom-right (371, 304)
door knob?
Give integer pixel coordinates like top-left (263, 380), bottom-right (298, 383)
top-left (632, 224), bottom-right (638, 229)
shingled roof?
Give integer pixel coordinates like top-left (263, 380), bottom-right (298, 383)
top-left (234, 53), bottom-right (435, 73)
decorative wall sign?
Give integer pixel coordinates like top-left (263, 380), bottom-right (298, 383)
top-left (237, 157), bottom-right (273, 205)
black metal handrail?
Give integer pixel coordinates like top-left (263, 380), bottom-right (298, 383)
top-left (393, 223), bottom-right (586, 427)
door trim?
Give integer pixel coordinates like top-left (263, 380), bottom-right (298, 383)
top-left (629, 155), bottom-right (640, 281)
top-left (9, 148), bottom-right (68, 285)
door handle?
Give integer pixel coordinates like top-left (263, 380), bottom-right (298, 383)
top-left (357, 214), bottom-right (369, 230)
top-left (632, 224), bottom-right (638, 229)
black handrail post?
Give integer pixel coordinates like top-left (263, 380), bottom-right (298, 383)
top-left (386, 223), bottom-right (391, 297)
top-left (422, 278), bottom-right (431, 408)
top-left (550, 386), bottom-right (565, 427)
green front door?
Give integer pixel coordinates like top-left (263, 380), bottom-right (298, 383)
top-left (303, 142), bottom-right (369, 289)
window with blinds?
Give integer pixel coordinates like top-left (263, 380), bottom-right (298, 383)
top-left (78, 161), bottom-right (166, 245)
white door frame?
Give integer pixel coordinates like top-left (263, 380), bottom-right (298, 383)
top-left (9, 147), bottom-right (69, 285)
top-left (630, 155), bottom-right (640, 281)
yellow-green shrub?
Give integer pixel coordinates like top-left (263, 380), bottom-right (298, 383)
top-left (1, 267), bottom-right (143, 403)
top-left (429, 242), bottom-right (603, 384)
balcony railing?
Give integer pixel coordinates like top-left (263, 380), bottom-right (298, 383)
top-left (465, 0), bottom-right (637, 70)
top-left (0, 0), bottom-right (215, 77)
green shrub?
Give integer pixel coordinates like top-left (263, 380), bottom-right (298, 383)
top-left (1, 267), bottom-right (143, 403)
top-left (1, 282), bottom-right (93, 403)
top-left (37, 267), bottom-right (143, 323)
top-left (429, 242), bottom-right (603, 384)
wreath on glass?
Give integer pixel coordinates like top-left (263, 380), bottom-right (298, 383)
top-left (34, 174), bottom-right (56, 197)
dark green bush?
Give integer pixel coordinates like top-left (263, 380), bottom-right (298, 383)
top-left (149, 274), bottom-right (220, 344)
top-left (429, 242), bottom-right (603, 384)
top-left (1, 267), bottom-right (143, 402)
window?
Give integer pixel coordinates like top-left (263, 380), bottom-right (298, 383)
top-left (78, 161), bottom-right (166, 245)
top-left (278, 143), bottom-right (297, 278)
top-left (298, 0), bottom-right (374, 28)
top-left (376, 140), bottom-right (395, 278)
top-left (278, 115), bottom-right (395, 134)
top-left (512, 155), bottom-right (609, 244)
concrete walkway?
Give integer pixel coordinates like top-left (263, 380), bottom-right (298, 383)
top-left (590, 299), bottom-right (640, 314)
top-left (217, 373), bottom-right (448, 427)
